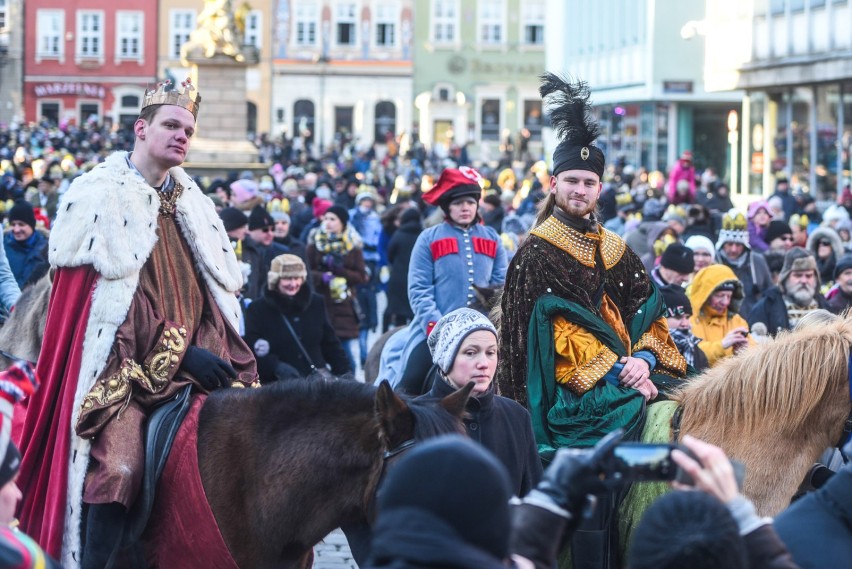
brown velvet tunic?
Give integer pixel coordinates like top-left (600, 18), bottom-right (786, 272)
top-left (77, 204), bottom-right (258, 507)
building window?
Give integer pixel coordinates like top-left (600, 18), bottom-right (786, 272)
top-left (479, 0), bottom-right (504, 44)
top-left (169, 10), bottom-right (195, 59)
top-left (375, 3), bottom-right (397, 47)
top-left (523, 100), bottom-right (543, 140)
top-left (432, 0), bottom-right (458, 43)
top-left (116, 11), bottom-right (143, 60)
top-left (0, 0), bottom-right (7, 30)
top-left (294, 2), bottom-right (317, 46)
top-left (335, 106), bottom-right (354, 136)
top-left (79, 102), bottom-right (100, 125)
top-left (77, 11), bottom-right (104, 59)
top-left (36, 9), bottom-right (64, 59)
top-left (39, 102), bottom-right (60, 125)
top-left (121, 95), bottom-right (139, 107)
top-left (374, 101), bottom-right (396, 142)
top-left (336, 3), bottom-right (357, 46)
top-left (522, 1), bottom-right (544, 45)
top-left (481, 99), bottom-right (501, 141)
top-left (245, 10), bottom-right (262, 49)
top-left (293, 99), bottom-right (315, 141)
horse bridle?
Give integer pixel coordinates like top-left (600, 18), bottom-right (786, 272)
top-left (365, 438), bottom-right (418, 523)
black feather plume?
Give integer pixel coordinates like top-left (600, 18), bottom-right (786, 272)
top-left (539, 72), bottom-right (600, 147)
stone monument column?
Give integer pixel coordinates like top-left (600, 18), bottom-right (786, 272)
top-left (179, 0), bottom-right (261, 168)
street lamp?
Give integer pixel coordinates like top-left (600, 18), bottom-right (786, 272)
top-left (728, 110), bottom-right (739, 196)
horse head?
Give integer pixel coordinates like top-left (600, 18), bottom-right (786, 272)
top-left (675, 309), bottom-right (852, 515)
top-left (374, 379), bottom-right (472, 451)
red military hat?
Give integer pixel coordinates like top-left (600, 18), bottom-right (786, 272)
top-left (422, 166), bottom-right (483, 207)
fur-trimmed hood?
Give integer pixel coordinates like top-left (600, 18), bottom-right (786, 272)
top-left (806, 226), bottom-right (845, 262)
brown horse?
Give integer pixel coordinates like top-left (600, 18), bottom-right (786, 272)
top-left (137, 378), bottom-right (470, 569)
top-left (0, 273), bottom-right (51, 367)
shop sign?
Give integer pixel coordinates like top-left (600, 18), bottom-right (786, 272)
top-left (663, 81), bottom-right (693, 94)
top-left (33, 82), bottom-right (106, 99)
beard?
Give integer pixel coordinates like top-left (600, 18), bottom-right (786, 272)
top-left (554, 192), bottom-right (598, 218)
top-left (785, 283), bottom-right (816, 306)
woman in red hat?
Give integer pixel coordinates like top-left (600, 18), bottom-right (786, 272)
top-left (391, 167), bottom-right (508, 395)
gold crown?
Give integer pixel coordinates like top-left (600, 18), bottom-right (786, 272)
top-left (722, 209), bottom-right (748, 231)
top-left (142, 78), bottom-right (201, 120)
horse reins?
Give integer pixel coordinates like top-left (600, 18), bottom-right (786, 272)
top-left (365, 438), bottom-right (418, 522)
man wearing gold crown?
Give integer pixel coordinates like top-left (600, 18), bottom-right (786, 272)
top-left (15, 79), bottom-right (259, 568)
top-left (496, 74), bottom-right (687, 566)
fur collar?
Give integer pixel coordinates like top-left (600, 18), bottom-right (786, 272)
top-left (51, 151), bottom-right (242, 292)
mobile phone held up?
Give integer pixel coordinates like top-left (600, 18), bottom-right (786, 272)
top-left (600, 443), bottom-right (695, 485)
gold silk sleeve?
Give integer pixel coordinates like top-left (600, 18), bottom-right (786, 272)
top-left (631, 317), bottom-right (687, 377)
top-left (553, 315), bottom-right (619, 396)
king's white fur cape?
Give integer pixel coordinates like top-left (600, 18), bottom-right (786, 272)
top-left (47, 151), bottom-right (243, 567)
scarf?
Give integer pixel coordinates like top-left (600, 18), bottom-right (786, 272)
top-left (669, 328), bottom-right (702, 367)
top-left (313, 226), bottom-right (355, 256)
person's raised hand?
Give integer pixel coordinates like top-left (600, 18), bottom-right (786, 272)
top-left (721, 327), bottom-right (749, 350)
top-left (671, 435), bottom-right (739, 503)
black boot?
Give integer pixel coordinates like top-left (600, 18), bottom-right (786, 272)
top-left (82, 502), bottom-right (126, 569)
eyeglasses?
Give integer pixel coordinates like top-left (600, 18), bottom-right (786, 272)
top-left (261, 226), bottom-right (274, 233)
top-left (780, 236), bottom-right (794, 242)
top-left (818, 240), bottom-right (832, 247)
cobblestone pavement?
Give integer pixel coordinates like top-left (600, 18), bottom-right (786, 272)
top-left (313, 292), bottom-right (388, 568)
top-left (313, 529), bottom-right (359, 569)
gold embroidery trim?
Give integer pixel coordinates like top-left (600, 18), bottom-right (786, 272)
top-left (632, 332), bottom-right (687, 376)
top-left (81, 358), bottom-right (141, 411)
top-left (158, 182), bottom-right (185, 216)
top-left (561, 348), bottom-right (619, 396)
top-left (530, 216), bottom-right (626, 269)
top-left (144, 325), bottom-right (188, 392)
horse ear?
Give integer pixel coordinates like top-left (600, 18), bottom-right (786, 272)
top-left (440, 381), bottom-right (473, 418)
top-left (375, 380), bottom-right (415, 447)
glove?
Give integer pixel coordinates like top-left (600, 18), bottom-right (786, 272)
top-left (525, 429), bottom-right (624, 517)
top-left (181, 346), bottom-right (237, 390)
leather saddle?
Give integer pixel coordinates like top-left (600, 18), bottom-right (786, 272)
top-left (122, 384), bottom-right (193, 546)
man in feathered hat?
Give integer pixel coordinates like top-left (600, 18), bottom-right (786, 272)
top-left (497, 74), bottom-right (687, 445)
top-left (16, 79), bottom-right (259, 568)
top-left (496, 74), bottom-right (687, 565)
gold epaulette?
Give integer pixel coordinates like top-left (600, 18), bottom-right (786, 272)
top-left (530, 216), bottom-right (626, 269)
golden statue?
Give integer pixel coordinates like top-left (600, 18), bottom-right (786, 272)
top-left (181, 0), bottom-right (250, 63)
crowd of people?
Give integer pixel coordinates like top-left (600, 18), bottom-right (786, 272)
top-left (0, 73), bottom-right (850, 569)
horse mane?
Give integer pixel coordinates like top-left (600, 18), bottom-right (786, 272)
top-left (406, 397), bottom-right (466, 440)
top-left (253, 377), bottom-right (377, 412)
top-left (673, 316), bottom-right (852, 442)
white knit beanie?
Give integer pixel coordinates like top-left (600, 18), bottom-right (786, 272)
top-left (427, 308), bottom-right (497, 374)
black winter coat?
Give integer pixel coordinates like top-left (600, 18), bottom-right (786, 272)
top-left (421, 378), bottom-right (543, 497)
top-left (244, 284), bottom-right (351, 380)
top-left (386, 212), bottom-right (421, 319)
top-left (774, 465), bottom-right (852, 568)
top-left (747, 286), bottom-right (829, 336)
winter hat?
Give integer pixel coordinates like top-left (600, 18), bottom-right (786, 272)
top-left (325, 204), bottom-right (350, 227)
top-left (219, 207), bottom-right (248, 232)
top-left (764, 220), bottom-right (793, 244)
top-left (375, 435), bottom-right (512, 561)
top-left (427, 308), bottom-right (497, 374)
top-left (7, 200), bottom-right (35, 229)
top-left (642, 198), bottom-right (667, 221)
top-left (0, 361), bottom-right (38, 487)
top-left (270, 211), bottom-right (290, 223)
top-left (312, 198), bottom-right (333, 219)
top-left (824, 204), bottom-right (850, 224)
top-left (259, 175), bottom-right (275, 191)
top-left (229, 178), bottom-right (259, 205)
top-left (660, 243), bottom-right (695, 275)
top-left (355, 189), bottom-right (376, 205)
top-left (663, 205), bottom-right (687, 227)
top-left (660, 284), bottom-right (692, 317)
top-left (629, 491), bottom-right (747, 569)
top-left (422, 167), bottom-right (483, 210)
top-left (779, 247), bottom-right (818, 287)
top-left (746, 200), bottom-right (770, 220)
top-left (684, 235), bottom-right (715, 256)
top-left (248, 205), bottom-right (275, 230)
top-left (835, 253), bottom-right (852, 279)
top-left (716, 209), bottom-right (750, 250)
top-left (268, 254), bottom-right (307, 290)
